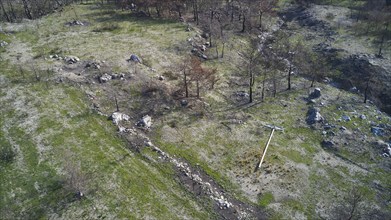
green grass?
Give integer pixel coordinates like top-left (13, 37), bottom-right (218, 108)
top-left (0, 61), bottom-right (211, 219)
top-left (258, 192), bottom-right (274, 208)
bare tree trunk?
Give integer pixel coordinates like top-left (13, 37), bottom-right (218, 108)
top-left (241, 14), bottom-right (246, 32)
top-left (272, 78), bottom-right (276, 97)
top-left (0, 0), bottom-right (11, 22)
top-left (259, 12), bottom-right (263, 29)
top-left (261, 77), bottom-right (266, 101)
top-left (310, 76), bottom-right (315, 87)
top-left (196, 80), bottom-right (200, 98)
top-left (221, 42), bottom-right (225, 58)
top-left (288, 64), bottom-right (292, 90)
top-left (378, 23), bottom-right (388, 57)
top-left (249, 72), bottom-right (254, 103)
top-left (364, 80), bottom-right (369, 103)
top-left (184, 70), bottom-right (189, 98)
top-left (22, 0), bottom-right (33, 19)
top-left (6, 0), bottom-right (16, 21)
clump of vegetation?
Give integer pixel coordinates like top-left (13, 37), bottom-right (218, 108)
top-left (93, 24), bottom-right (121, 33)
top-left (0, 143), bottom-right (15, 164)
top-left (258, 192), bottom-right (274, 208)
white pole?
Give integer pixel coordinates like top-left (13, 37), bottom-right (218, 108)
top-left (256, 128), bottom-right (275, 171)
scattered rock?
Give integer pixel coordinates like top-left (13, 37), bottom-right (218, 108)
top-left (68, 20), bottom-right (84, 26)
top-left (128, 54), bottom-right (142, 63)
top-left (0, 41), bottom-right (8, 47)
top-left (341, 115), bottom-right (351, 122)
top-left (201, 33), bottom-right (209, 39)
top-left (235, 91), bottom-right (249, 97)
top-left (324, 125), bottom-right (332, 130)
top-left (309, 88), bottom-right (321, 99)
top-left (191, 48), bottom-right (198, 53)
top-left (200, 45), bottom-right (207, 52)
top-left (136, 115), bottom-right (152, 129)
top-left (180, 99), bottom-right (188, 107)
top-left (110, 112), bottom-right (130, 125)
top-left (200, 54), bottom-right (208, 60)
top-left (111, 73), bottom-right (119, 80)
top-left (349, 86), bottom-right (358, 93)
top-left (371, 127), bottom-right (385, 136)
top-left (321, 140), bottom-right (336, 149)
top-left (359, 114), bottom-right (367, 120)
top-left (65, 56), bottom-right (80, 64)
top-left (340, 126), bottom-right (347, 131)
top-left (145, 141), bottom-right (154, 147)
top-left (306, 107), bottom-right (324, 125)
top-left (85, 61), bottom-right (101, 69)
top-left (158, 75), bottom-right (165, 81)
top-left (383, 145), bottom-right (391, 157)
top-left (204, 42), bottom-right (210, 47)
top-left (99, 73), bottom-right (112, 83)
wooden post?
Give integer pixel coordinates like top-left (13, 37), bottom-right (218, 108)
top-left (254, 128), bottom-right (275, 172)
top-left (115, 95), bottom-right (119, 112)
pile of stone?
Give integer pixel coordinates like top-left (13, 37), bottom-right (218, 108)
top-left (68, 20), bottom-right (84, 26)
top-left (309, 88), bottom-right (321, 99)
top-left (306, 107), bottom-right (324, 125)
top-left (99, 73), bottom-right (126, 83)
top-left (382, 144), bottom-right (391, 157)
top-left (189, 34), bottom-right (210, 60)
top-left (85, 61), bottom-right (101, 70)
top-left (65, 56), bottom-right (80, 64)
top-left (0, 41), bottom-right (8, 47)
top-left (110, 112), bottom-right (130, 125)
top-left (49, 54), bottom-right (63, 60)
top-left (136, 115), bottom-right (152, 129)
top-left (127, 54), bottom-right (142, 63)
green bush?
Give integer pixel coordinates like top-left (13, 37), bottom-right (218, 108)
top-left (93, 24), bottom-right (121, 32)
top-left (258, 192), bottom-right (274, 208)
top-left (0, 144), bottom-right (16, 164)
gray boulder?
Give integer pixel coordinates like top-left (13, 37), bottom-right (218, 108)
top-left (65, 56), bottom-right (80, 64)
top-left (128, 54), bottom-right (142, 63)
top-left (136, 115), bottom-right (152, 128)
top-left (110, 112), bottom-right (130, 125)
top-left (309, 88), bottom-right (321, 99)
top-left (306, 107), bottom-right (324, 125)
top-left (359, 114), bottom-right (367, 120)
top-left (99, 73), bottom-right (112, 83)
top-left (383, 144), bottom-right (391, 157)
top-left (341, 115), bottom-right (351, 121)
top-left (371, 127), bottom-right (385, 136)
top-left (0, 41), bottom-right (8, 47)
top-left (180, 100), bottom-right (188, 107)
top-left (321, 140), bottom-right (336, 150)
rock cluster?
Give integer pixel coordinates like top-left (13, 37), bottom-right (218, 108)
top-left (306, 107), bottom-right (324, 125)
top-left (128, 54), bottom-right (142, 63)
top-left (371, 127), bottom-right (385, 136)
top-left (309, 88), bottom-right (321, 99)
top-left (136, 115), bottom-right (152, 129)
top-left (110, 112), bottom-right (130, 125)
top-left (65, 56), bottom-right (80, 64)
top-left (99, 73), bottom-right (126, 83)
top-left (383, 144), bottom-right (391, 157)
top-left (85, 61), bottom-right (101, 69)
top-left (49, 54), bottom-right (64, 60)
top-left (0, 41), bottom-right (8, 47)
top-left (189, 34), bottom-right (209, 60)
top-left (68, 20), bottom-right (84, 26)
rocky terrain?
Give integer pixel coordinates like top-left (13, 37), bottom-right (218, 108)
top-left (0, 1), bottom-right (390, 219)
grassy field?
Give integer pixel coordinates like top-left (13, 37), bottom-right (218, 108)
top-left (0, 2), bottom-right (390, 219)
